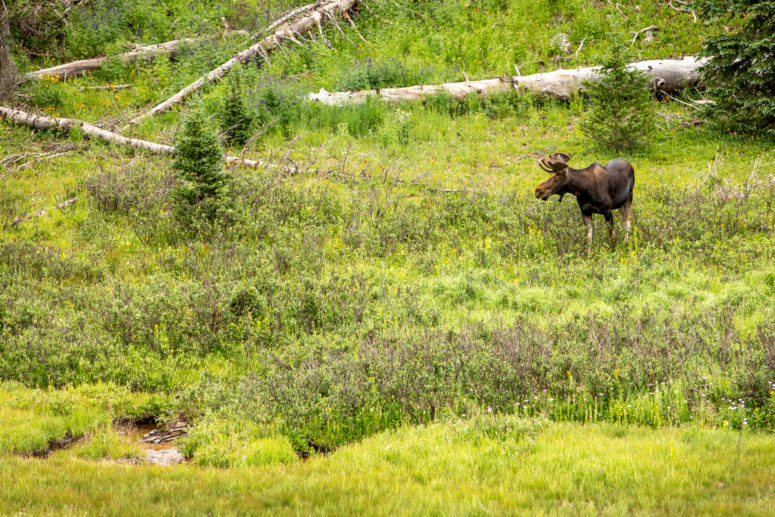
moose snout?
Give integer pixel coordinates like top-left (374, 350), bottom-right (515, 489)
top-left (535, 188), bottom-right (549, 201)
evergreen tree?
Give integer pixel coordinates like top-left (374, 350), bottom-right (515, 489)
top-left (172, 108), bottom-right (228, 220)
top-left (696, 0), bottom-right (775, 136)
top-left (220, 64), bottom-right (255, 147)
top-left (580, 42), bottom-right (656, 151)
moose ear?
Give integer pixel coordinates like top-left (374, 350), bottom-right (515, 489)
top-left (553, 152), bottom-right (572, 163)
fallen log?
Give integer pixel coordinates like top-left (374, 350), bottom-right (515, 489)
top-left (309, 56), bottom-right (707, 105)
top-left (263, 0), bottom-right (324, 34)
top-left (23, 31), bottom-right (251, 82)
top-left (78, 84), bottom-right (131, 91)
top-left (0, 106), bottom-right (263, 168)
top-left (128, 0), bottom-right (358, 126)
top-left (23, 39), bottom-right (200, 81)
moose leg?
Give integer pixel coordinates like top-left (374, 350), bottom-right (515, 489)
top-left (583, 214), bottom-right (593, 254)
top-left (604, 210), bottom-right (615, 248)
top-left (622, 199), bottom-right (632, 243)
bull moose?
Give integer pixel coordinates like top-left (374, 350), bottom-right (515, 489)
top-left (534, 153), bottom-right (634, 253)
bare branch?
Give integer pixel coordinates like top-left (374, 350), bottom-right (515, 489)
top-left (629, 25), bottom-right (659, 46)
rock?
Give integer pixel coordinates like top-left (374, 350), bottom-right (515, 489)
top-left (145, 448), bottom-right (184, 466)
top-left (550, 33), bottom-right (572, 55)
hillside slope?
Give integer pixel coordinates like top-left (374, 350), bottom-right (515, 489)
top-left (1, 0), bottom-right (774, 496)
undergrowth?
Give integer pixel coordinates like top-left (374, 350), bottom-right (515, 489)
top-left (2, 0), bottom-right (774, 462)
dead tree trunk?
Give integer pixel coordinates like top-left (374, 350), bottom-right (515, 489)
top-left (128, 0), bottom-right (358, 126)
top-left (309, 56), bottom-right (707, 105)
top-left (24, 38), bottom-right (205, 81)
top-left (0, 0), bottom-right (16, 101)
top-left (0, 106), bottom-right (264, 168)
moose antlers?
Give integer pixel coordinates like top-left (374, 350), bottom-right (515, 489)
top-left (538, 152), bottom-right (572, 173)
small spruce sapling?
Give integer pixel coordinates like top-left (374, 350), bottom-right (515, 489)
top-left (580, 42), bottom-right (656, 151)
top-left (220, 64), bottom-right (255, 147)
top-left (172, 108), bottom-right (228, 221)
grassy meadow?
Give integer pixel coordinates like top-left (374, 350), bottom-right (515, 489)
top-left (2, 0), bottom-right (775, 512)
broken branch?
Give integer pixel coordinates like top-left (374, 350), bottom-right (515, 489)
top-left (630, 25), bottom-right (659, 46)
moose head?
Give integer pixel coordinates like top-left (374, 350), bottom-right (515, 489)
top-left (534, 152), bottom-right (573, 201)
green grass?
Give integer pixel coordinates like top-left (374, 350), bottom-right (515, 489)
top-left (1, 419), bottom-right (775, 515)
top-left (2, 0), bottom-right (775, 510)
top-left (72, 428), bottom-right (144, 461)
top-left (3, 97), bottom-right (775, 446)
top-left (0, 383), bottom-right (172, 455)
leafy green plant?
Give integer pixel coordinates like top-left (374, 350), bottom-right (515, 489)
top-left (580, 42), bottom-right (656, 150)
top-left (179, 414), bottom-right (297, 467)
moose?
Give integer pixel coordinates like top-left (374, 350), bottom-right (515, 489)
top-left (534, 153), bottom-right (634, 253)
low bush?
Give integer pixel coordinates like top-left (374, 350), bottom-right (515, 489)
top-left (179, 414), bottom-right (296, 467)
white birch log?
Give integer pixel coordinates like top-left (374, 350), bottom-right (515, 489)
top-left (0, 106), bottom-right (263, 168)
top-left (308, 56), bottom-right (708, 105)
top-left (128, 0), bottom-right (358, 125)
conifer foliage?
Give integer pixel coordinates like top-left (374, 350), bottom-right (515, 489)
top-left (580, 43), bottom-right (656, 151)
top-left (220, 64), bottom-right (255, 147)
top-left (696, 0), bottom-right (775, 136)
top-left (172, 108), bottom-right (229, 221)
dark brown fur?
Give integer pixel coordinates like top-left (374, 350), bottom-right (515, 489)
top-left (534, 153), bottom-right (634, 252)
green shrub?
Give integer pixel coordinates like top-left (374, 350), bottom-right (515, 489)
top-left (580, 42), bottom-right (656, 150)
top-left (220, 64), bottom-right (255, 147)
top-left (696, 0), bottom-right (775, 136)
top-left (29, 79), bottom-right (65, 109)
top-left (248, 83), bottom-right (305, 137)
top-left (422, 90), bottom-right (530, 119)
top-left (179, 414), bottom-right (297, 468)
top-left (172, 107), bottom-right (229, 222)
